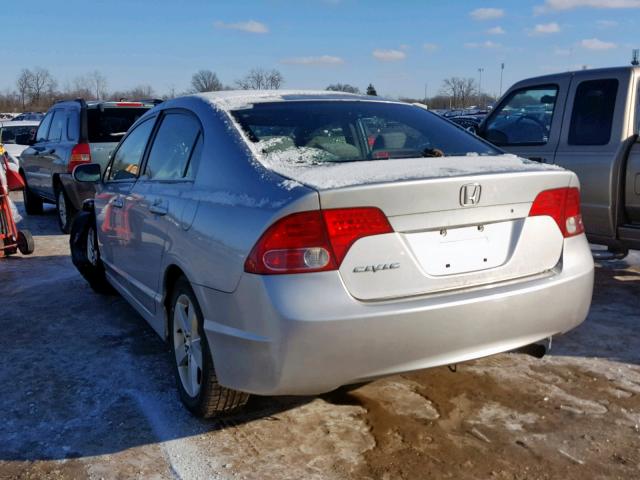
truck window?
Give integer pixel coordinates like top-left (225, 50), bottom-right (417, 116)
top-left (568, 79), bottom-right (618, 146)
top-left (483, 86), bottom-right (558, 146)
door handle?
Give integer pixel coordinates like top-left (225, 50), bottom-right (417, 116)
top-left (112, 198), bottom-right (124, 208)
top-left (149, 201), bottom-right (168, 216)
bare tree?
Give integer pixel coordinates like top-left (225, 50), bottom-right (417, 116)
top-left (326, 83), bottom-right (360, 94)
top-left (88, 71), bottom-right (108, 100)
top-left (112, 84), bottom-right (155, 101)
top-left (191, 70), bottom-right (223, 92)
top-left (235, 68), bottom-right (284, 90)
top-left (29, 67), bottom-right (56, 106)
top-left (440, 77), bottom-right (477, 108)
top-left (16, 69), bottom-right (33, 110)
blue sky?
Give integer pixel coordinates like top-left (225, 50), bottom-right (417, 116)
top-left (1, 0), bottom-right (638, 98)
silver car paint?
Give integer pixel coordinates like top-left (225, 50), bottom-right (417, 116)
top-left (92, 93), bottom-right (594, 395)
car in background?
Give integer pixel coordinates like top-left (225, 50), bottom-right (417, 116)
top-left (0, 120), bottom-right (40, 172)
top-left (12, 112), bottom-right (44, 122)
top-left (69, 91), bottom-right (594, 418)
top-left (20, 99), bottom-right (156, 232)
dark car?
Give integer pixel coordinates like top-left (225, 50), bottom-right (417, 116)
top-left (20, 99), bottom-right (156, 232)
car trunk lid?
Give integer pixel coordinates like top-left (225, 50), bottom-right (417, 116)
top-left (316, 169), bottom-right (574, 301)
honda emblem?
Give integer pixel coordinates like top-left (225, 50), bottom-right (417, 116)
top-left (460, 183), bottom-right (482, 207)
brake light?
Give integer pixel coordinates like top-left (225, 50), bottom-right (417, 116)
top-left (68, 143), bottom-right (92, 173)
top-left (529, 187), bottom-right (584, 238)
top-left (115, 102), bottom-right (143, 107)
top-left (245, 207), bottom-right (393, 274)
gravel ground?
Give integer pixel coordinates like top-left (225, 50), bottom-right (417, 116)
top-left (1, 193), bottom-right (639, 480)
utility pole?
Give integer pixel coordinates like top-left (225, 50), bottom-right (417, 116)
top-left (632, 49), bottom-right (640, 66)
top-left (499, 63), bottom-right (505, 98)
top-left (477, 67), bottom-right (484, 109)
top-left (424, 82), bottom-right (428, 105)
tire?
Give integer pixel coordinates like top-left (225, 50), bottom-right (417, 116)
top-left (22, 176), bottom-right (43, 215)
top-left (169, 277), bottom-right (249, 418)
top-left (56, 185), bottom-right (76, 234)
top-left (70, 210), bottom-right (116, 295)
top-left (17, 230), bottom-right (35, 255)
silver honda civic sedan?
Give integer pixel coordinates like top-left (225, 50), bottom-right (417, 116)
top-left (70, 91), bottom-right (594, 417)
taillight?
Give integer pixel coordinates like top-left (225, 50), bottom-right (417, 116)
top-left (245, 207), bottom-right (393, 274)
top-left (68, 143), bottom-right (91, 173)
top-left (529, 187), bottom-right (584, 238)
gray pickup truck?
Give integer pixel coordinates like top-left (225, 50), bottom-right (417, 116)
top-left (477, 66), bottom-right (640, 256)
top-left (20, 99), bottom-right (156, 232)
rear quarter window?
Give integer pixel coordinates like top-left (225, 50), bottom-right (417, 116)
top-left (87, 108), bottom-right (149, 143)
top-left (568, 79), bottom-right (618, 146)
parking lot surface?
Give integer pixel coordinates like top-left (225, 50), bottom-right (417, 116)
top-left (1, 194), bottom-right (639, 480)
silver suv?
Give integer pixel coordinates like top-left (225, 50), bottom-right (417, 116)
top-left (70, 91), bottom-right (594, 417)
top-left (20, 99), bottom-right (156, 232)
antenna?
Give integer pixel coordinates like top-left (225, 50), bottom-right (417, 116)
top-left (632, 49), bottom-right (640, 66)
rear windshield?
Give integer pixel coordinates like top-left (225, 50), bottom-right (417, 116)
top-left (1, 125), bottom-right (38, 145)
top-left (87, 107), bottom-right (149, 143)
top-left (231, 101), bottom-right (500, 164)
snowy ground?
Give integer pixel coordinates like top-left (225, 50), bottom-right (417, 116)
top-left (1, 193), bottom-right (639, 480)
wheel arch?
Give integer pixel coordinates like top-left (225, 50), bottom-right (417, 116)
top-left (162, 264), bottom-right (188, 340)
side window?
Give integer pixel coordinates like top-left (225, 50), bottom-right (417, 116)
top-left (67, 111), bottom-right (80, 142)
top-left (569, 79), bottom-right (618, 146)
top-left (47, 110), bottom-right (66, 142)
top-left (144, 112), bottom-right (201, 180)
top-left (35, 111), bottom-right (53, 142)
top-left (185, 133), bottom-right (203, 179)
top-left (484, 86), bottom-right (558, 146)
top-left (106, 118), bottom-right (155, 181)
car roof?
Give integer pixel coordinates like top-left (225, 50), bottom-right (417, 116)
top-left (512, 65), bottom-right (640, 86)
top-left (196, 89), bottom-right (402, 111)
top-left (0, 120), bottom-right (40, 127)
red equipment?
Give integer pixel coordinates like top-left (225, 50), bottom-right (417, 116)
top-left (1, 153), bottom-right (34, 257)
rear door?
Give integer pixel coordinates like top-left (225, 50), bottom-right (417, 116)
top-left (554, 70), bottom-right (629, 239)
top-left (125, 110), bottom-right (203, 319)
top-left (625, 77), bottom-right (640, 224)
top-left (481, 78), bottom-right (571, 164)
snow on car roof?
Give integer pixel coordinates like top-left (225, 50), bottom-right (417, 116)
top-left (0, 120), bottom-right (40, 127)
top-left (197, 89), bottom-right (397, 112)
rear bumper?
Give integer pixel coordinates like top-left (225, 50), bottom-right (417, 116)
top-left (196, 235), bottom-right (594, 396)
top-left (59, 173), bottom-right (96, 210)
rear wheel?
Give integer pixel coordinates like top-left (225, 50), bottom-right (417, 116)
top-left (17, 230), bottom-right (35, 255)
top-left (56, 186), bottom-right (76, 234)
top-left (22, 176), bottom-right (43, 215)
top-left (169, 277), bottom-right (249, 418)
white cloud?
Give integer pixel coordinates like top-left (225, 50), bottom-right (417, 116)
top-left (580, 38), bottom-right (617, 50)
top-left (372, 49), bottom-right (407, 61)
top-left (487, 26), bottom-right (506, 34)
top-left (530, 22), bottom-right (561, 35)
top-left (464, 40), bottom-right (501, 49)
top-left (536, 0), bottom-right (640, 12)
top-left (281, 55), bottom-right (344, 66)
top-left (213, 20), bottom-right (269, 34)
top-left (423, 43), bottom-right (438, 52)
top-left (597, 19), bottom-right (619, 28)
top-left (554, 47), bottom-right (572, 55)
top-left (470, 7), bottom-right (505, 20)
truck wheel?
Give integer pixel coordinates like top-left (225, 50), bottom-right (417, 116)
top-left (56, 186), bottom-right (76, 234)
top-left (17, 230), bottom-right (35, 255)
top-left (169, 277), bottom-right (249, 418)
top-left (70, 210), bottom-right (115, 295)
top-left (22, 177), bottom-right (43, 215)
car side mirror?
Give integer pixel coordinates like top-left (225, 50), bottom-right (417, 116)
top-left (73, 163), bottom-right (102, 183)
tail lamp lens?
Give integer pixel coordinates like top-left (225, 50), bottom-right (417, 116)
top-left (245, 207), bottom-right (393, 275)
top-left (529, 187), bottom-right (584, 238)
top-left (68, 143), bottom-right (92, 173)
